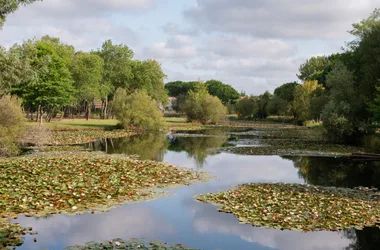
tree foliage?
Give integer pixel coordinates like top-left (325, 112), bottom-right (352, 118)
top-left (292, 80), bottom-right (318, 123)
top-left (113, 89), bottom-right (164, 131)
top-left (0, 96), bottom-right (25, 156)
top-left (183, 82), bottom-right (227, 124)
top-left (236, 96), bottom-right (257, 119)
top-left (165, 81), bottom-right (197, 97)
top-left (205, 79), bottom-right (240, 104)
top-left (322, 62), bottom-right (361, 141)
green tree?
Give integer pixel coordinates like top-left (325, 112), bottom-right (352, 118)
top-left (18, 39), bottom-right (75, 124)
top-left (70, 52), bottom-right (104, 120)
top-left (183, 82), bottom-right (227, 124)
top-left (268, 95), bottom-right (288, 116)
top-left (292, 80), bottom-right (318, 123)
top-left (297, 56), bottom-right (331, 86)
top-left (130, 59), bottom-right (168, 104)
top-left (0, 0), bottom-right (41, 28)
top-left (236, 96), bottom-right (257, 119)
top-left (0, 45), bottom-right (35, 95)
top-left (322, 62), bottom-right (361, 141)
top-left (205, 79), bottom-right (240, 104)
top-left (97, 40), bottom-right (134, 90)
top-left (309, 86), bottom-right (328, 120)
top-left (112, 89), bottom-right (164, 131)
top-left (274, 82), bottom-right (299, 102)
top-left (257, 91), bottom-right (272, 119)
top-left (165, 81), bottom-right (197, 97)
top-left (0, 96), bottom-right (25, 156)
top-left (96, 40), bottom-right (134, 118)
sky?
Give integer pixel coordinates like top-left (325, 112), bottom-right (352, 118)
top-left (0, 0), bottom-right (379, 95)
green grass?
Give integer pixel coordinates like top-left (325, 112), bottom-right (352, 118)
top-left (27, 119), bottom-right (119, 131)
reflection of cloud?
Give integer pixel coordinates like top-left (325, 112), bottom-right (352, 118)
top-left (165, 152), bottom-right (304, 186)
top-left (15, 205), bottom-right (174, 249)
top-left (191, 201), bottom-right (350, 250)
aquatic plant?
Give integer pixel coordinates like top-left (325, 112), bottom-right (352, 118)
top-left (197, 183), bottom-right (380, 232)
top-left (66, 238), bottom-right (198, 250)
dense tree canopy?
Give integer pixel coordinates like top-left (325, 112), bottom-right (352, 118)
top-left (205, 80), bottom-right (240, 104)
top-left (165, 80), bottom-right (240, 105)
top-left (183, 82), bottom-right (227, 124)
top-left (0, 36), bottom-right (169, 123)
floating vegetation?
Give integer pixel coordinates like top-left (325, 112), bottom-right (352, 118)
top-left (66, 238), bottom-right (198, 250)
top-left (0, 220), bottom-right (35, 248)
top-left (26, 145), bottom-right (91, 153)
top-left (51, 130), bottom-right (134, 145)
top-left (222, 139), bottom-right (365, 157)
top-left (0, 152), bottom-right (209, 219)
top-left (197, 183), bottom-right (380, 232)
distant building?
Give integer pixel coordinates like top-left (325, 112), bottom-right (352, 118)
top-left (166, 97), bottom-right (177, 111)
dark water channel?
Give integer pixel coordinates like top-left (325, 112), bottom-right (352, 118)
top-left (14, 130), bottom-right (380, 249)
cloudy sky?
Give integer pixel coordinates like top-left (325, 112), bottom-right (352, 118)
top-left (1, 0), bottom-right (379, 94)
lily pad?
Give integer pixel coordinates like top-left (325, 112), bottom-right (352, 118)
top-left (197, 183), bottom-right (380, 232)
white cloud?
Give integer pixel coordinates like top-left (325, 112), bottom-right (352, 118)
top-left (184, 0), bottom-right (379, 39)
top-left (203, 35), bottom-right (297, 58)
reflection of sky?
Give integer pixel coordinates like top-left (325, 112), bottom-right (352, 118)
top-left (14, 136), bottom-right (353, 250)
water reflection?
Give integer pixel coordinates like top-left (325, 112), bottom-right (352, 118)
top-left (283, 156), bottom-right (380, 188)
top-left (87, 133), bottom-right (168, 161)
top-left (168, 136), bottom-right (228, 168)
top-left (13, 131), bottom-right (380, 249)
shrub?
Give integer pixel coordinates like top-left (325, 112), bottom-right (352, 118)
top-left (183, 88), bottom-right (227, 124)
top-left (0, 96), bottom-right (25, 156)
top-left (236, 96), bottom-right (257, 119)
top-left (112, 89), bottom-right (164, 131)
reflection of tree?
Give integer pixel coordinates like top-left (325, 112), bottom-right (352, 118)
top-left (283, 156), bottom-right (380, 188)
top-left (344, 227), bottom-right (380, 250)
top-left (168, 136), bottom-right (228, 168)
top-left (88, 134), bottom-right (168, 161)
top-left (283, 156), bottom-right (380, 250)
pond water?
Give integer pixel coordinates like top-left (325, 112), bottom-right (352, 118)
top-left (14, 130), bottom-right (380, 249)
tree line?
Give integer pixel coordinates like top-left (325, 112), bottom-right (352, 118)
top-left (0, 36), bottom-right (168, 122)
top-left (235, 9), bottom-right (380, 141)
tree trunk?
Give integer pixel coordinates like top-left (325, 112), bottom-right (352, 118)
top-left (39, 107), bottom-right (43, 126)
top-left (103, 97), bottom-right (108, 119)
top-left (85, 101), bottom-right (91, 121)
top-left (36, 105), bottom-right (40, 122)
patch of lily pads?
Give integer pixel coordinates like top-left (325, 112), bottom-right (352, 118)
top-left (0, 152), bottom-right (209, 247)
top-left (0, 152), bottom-right (209, 218)
top-left (66, 238), bottom-right (198, 250)
top-left (222, 139), bottom-right (365, 157)
top-left (26, 145), bottom-right (91, 153)
top-left (0, 220), bottom-right (35, 248)
top-left (47, 130), bottom-right (134, 145)
top-left (197, 183), bottom-right (380, 232)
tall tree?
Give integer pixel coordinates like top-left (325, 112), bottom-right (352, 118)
top-left (322, 62), bottom-right (360, 141)
top-left (0, 45), bottom-right (35, 95)
top-left (205, 79), bottom-right (240, 104)
top-left (297, 56), bottom-right (331, 86)
top-left (18, 39), bottom-right (75, 124)
top-left (165, 81), bottom-right (197, 97)
top-left (130, 59), bottom-right (168, 104)
top-left (96, 40), bottom-right (134, 118)
top-left (292, 80), bottom-right (318, 123)
top-left (70, 52), bottom-right (104, 120)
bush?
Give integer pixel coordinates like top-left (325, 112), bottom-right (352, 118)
top-left (183, 88), bottom-right (227, 124)
top-left (0, 96), bottom-right (25, 156)
top-left (112, 89), bottom-right (164, 131)
top-left (236, 97), bottom-right (256, 119)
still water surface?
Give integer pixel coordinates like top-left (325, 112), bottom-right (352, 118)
top-left (14, 130), bottom-right (380, 249)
